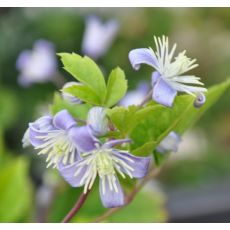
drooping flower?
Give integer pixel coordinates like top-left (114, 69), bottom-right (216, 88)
top-left (87, 106), bottom-right (109, 136)
top-left (27, 110), bottom-right (97, 168)
top-left (16, 39), bottom-right (57, 87)
top-left (156, 131), bottom-right (181, 154)
top-left (129, 36), bottom-right (207, 107)
top-left (119, 82), bottom-right (149, 107)
top-left (61, 82), bottom-right (82, 104)
top-left (82, 16), bottom-right (119, 60)
top-left (58, 138), bottom-right (151, 208)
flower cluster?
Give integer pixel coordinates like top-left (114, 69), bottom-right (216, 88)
top-left (24, 108), bottom-right (151, 208)
top-left (23, 35), bottom-right (207, 209)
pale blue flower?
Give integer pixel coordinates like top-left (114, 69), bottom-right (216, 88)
top-left (82, 16), bottom-right (119, 60)
top-left (58, 138), bottom-right (151, 208)
top-left (129, 36), bottom-right (207, 107)
top-left (27, 110), bottom-right (97, 168)
top-left (16, 39), bottom-right (57, 87)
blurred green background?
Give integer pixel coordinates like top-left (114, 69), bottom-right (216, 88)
top-left (0, 8), bottom-right (230, 223)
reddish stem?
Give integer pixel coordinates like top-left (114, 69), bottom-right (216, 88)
top-left (61, 189), bottom-right (91, 223)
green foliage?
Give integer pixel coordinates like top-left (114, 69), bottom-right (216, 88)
top-left (51, 93), bottom-right (91, 120)
top-left (105, 67), bottom-right (127, 107)
top-left (0, 157), bottom-right (33, 222)
top-left (59, 53), bottom-right (128, 107)
top-left (130, 78), bottom-right (230, 157)
top-left (63, 84), bottom-right (101, 105)
top-left (107, 105), bottom-right (155, 137)
top-left (58, 53), bottom-right (107, 104)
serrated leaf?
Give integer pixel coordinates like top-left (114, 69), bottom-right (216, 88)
top-left (105, 67), bottom-right (127, 107)
top-left (63, 84), bottom-right (101, 105)
top-left (51, 93), bottom-right (91, 120)
top-left (58, 53), bottom-right (107, 103)
top-left (131, 78), bottom-right (230, 157)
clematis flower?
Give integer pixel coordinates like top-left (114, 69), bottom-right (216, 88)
top-left (119, 82), bottom-right (149, 107)
top-left (82, 16), bottom-right (119, 60)
top-left (129, 36), bottom-right (207, 107)
top-left (156, 131), bottom-right (181, 154)
top-left (27, 110), bottom-right (97, 168)
top-left (58, 138), bottom-right (151, 208)
top-left (16, 39), bottom-right (57, 87)
top-left (61, 82), bottom-right (82, 104)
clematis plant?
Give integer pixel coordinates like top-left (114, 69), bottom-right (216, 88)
top-left (23, 35), bottom-right (230, 223)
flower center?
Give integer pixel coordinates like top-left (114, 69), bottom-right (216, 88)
top-left (95, 149), bottom-right (115, 177)
top-left (35, 130), bottom-right (76, 167)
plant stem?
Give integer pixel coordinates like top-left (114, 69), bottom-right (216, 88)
top-left (93, 167), bottom-right (160, 223)
top-left (138, 89), bottom-right (153, 108)
top-left (61, 189), bottom-right (91, 223)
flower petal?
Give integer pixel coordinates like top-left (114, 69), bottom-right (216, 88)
top-left (113, 151), bottom-right (151, 178)
top-left (151, 71), bottom-right (161, 86)
top-left (68, 125), bottom-right (99, 152)
top-left (53, 110), bottom-right (77, 130)
top-left (99, 175), bottom-right (125, 208)
top-left (29, 116), bottom-right (53, 147)
top-left (103, 139), bottom-right (132, 149)
top-left (152, 77), bottom-right (177, 107)
top-left (58, 160), bottom-right (88, 187)
top-left (129, 48), bottom-right (158, 70)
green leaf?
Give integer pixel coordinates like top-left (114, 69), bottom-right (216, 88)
top-left (107, 105), bottom-right (156, 137)
top-left (131, 78), bottom-right (230, 157)
top-left (105, 67), bottom-right (127, 107)
top-left (63, 84), bottom-right (101, 105)
top-left (51, 93), bottom-right (91, 120)
top-left (0, 157), bottom-right (32, 222)
top-left (58, 53), bottom-right (107, 103)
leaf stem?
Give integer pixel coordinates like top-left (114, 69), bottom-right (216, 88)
top-left (61, 189), bottom-right (91, 223)
top-left (93, 167), bottom-right (160, 223)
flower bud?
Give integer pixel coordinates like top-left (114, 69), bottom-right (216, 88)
top-left (61, 82), bottom-right (82, 104)
top-left (87, 106), bottom-right (109, 136)
top-left (194, 92), bottom-right (206, 108)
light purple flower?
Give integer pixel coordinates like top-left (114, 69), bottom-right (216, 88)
top-left (61, 82), bottom-right (82, 104)
top-left (129, 36), bottom-right (207, 107)
top-left (16, 39), bottom-right (57, 87)
top-left (58, 138), bottom-right (151, 208)
top-left (87, 106), bottom-right (109, 136)
top-left (119, 82), bottom-right (149, 107)
top-left (156, 131), bottom-right (181, 154)
top-left (82, 16), bottom-right (119, 60)
top-left (27, 110), bottom-right (97, 168)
